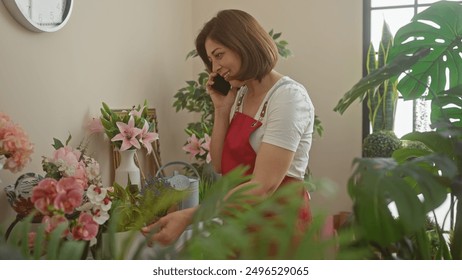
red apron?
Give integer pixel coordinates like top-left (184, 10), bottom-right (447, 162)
top-left (221, 93), bottom-right (312, 228)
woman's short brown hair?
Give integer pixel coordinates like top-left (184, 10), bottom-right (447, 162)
top-left (195, 9), bottom-right (278, 81)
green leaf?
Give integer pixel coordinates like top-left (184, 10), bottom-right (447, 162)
top-left (272, 32), bottom-right (282, 40)
top-left (390, 1), bottom-right (462, 100)
top-left (52, 138), bottom-right (65, 150)
top-left (348, 155), bottom-right (452, 246)
top-left (334, 48), bottom-right (430, 114)
top-left (401, 131), bottom-right (454, 156)
top-left (186, 49), bottom-right (198, 60)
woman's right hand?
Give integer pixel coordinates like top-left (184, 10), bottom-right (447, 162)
top-left (141, 207), bottom-right (196, 246)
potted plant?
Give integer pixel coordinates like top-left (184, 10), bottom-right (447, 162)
top-left (337, 1), bottom-right (462, 259)
top-left (335, 20), bottom-right (400, 157)
top-left (98, 178), bottom-right (183, 260)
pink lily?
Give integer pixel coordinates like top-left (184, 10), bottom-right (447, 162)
top-left (111, 116), bottom-right (142, 151)
top-left (138, 120), bottom-right (159, 154)
top-left (86, 118), bottom-right (104, 134)
top-left (183, 134), bottom-right (204, 159)
top-left (201, 133), bottom-right (212, 163)
top-left (129, 106), bottom-right (145, 118)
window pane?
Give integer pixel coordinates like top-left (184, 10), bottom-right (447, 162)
top-left (370, 8), bottom-right (414, 50)
top-left (372, 0), bottom-right (414, 8)
top-left (414, 98), bottom-right (431, 132)
top-left (394, 99), bottom-right (414, 137)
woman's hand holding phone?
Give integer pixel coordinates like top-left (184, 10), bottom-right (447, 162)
top-left (211, 74), bottom-right (231, 95)
top-left (207, 73), bottom-right (237, 112)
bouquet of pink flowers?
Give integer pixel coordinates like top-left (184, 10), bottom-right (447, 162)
top-left (97, 101), bottom-right (159, 154)
top-left (29, 137), bottom-right (112, 246)
top-left (0, 112), bottom-right (34, 173)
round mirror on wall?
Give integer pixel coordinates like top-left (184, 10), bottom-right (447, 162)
top-left (2, 0), bottom-right (73, 32)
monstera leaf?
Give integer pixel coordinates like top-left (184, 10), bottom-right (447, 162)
top-left (390, 1), bottom-right (462, 100)
top-left (335, 2), bottom-right (462, 117)
top-left (348, 155), bottom-right (454, 247)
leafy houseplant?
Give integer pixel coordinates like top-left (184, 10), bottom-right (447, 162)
top-left (106, 179), bottom-right (182, 232)
top-left (154, 167), bottom-right (352, 260)
top-left (337, 1), bottom-right (462, 259)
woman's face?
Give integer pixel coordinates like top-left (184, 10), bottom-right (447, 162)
top-left (205, 38), bottom-right (245, 88)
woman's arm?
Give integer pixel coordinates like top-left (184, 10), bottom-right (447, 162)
top-left (141, 206), bottom-right (198, 246)
top-left (225, 142), bottom-right (295, 199)
top-left (209, 107), bottom-right (230, 174)
top-left (208, 84), bottom-right (238, 173)
top-left (142, 144), bottom-right (293, 246)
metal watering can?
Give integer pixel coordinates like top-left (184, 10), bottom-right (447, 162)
top-left (155, 161), bottom-right (200, 210)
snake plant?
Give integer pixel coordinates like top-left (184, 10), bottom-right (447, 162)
top-left (366, 21), bottom-right (398, 132)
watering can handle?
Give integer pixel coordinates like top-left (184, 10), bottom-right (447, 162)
top-left (155, 161), bottom-right (200, 179)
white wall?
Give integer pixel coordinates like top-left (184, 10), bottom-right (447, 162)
top-left (0, 0), bottom-right (362, 227)
top-left (0, 0), bottom-right (194, 224)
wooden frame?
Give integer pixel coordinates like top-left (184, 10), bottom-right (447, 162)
top-left (110, 108), bottom-right (163, 181)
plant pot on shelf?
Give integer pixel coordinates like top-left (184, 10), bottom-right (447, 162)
top-left (114, 149), bottom-right (141, 189)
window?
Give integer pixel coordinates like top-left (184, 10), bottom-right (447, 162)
top-left (363, 0), bottom-right (462, 138)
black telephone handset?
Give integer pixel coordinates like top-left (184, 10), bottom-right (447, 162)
top-left (211, 74), bottom-right (231, 95)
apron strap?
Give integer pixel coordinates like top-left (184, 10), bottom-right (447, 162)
top-left (235, 79), bottom-right (295, 120)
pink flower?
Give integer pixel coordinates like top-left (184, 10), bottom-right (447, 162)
top-left (129, 106), bottom-right (145, 118)
top-left (0, 115), bottom-right (34, 173)
top-left (52, 146), bottom-right (81, 172)
top-left (86, 118), bottom-right (105, 134)
top-left (52, 146), bottom-right (88, 189)
top-left (32, 178), bottom-right (60, 215)
top-left (201, 134), bottom-right (212, 163)
top-left (111, 116), bottom-right (142, 151)
top-left (28, 232), bottom-right (37, 249)
top-left (71, 212), bottom-right (99, 241)
top-left (0, 112), bottom-right (11, 124)
top-left (182, 134), bottom-right (204, 159)
top-left (42, 215), bottom-right (69, 236)
top-left (138, 120), bottom-right (159, 154)
top-left (29, 136), bottom-right (113, 245)
top-left (54, 177), bottom-right (84, 214)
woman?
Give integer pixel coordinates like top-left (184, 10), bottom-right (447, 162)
top-left (142, 9), bottom-right (315, 247)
